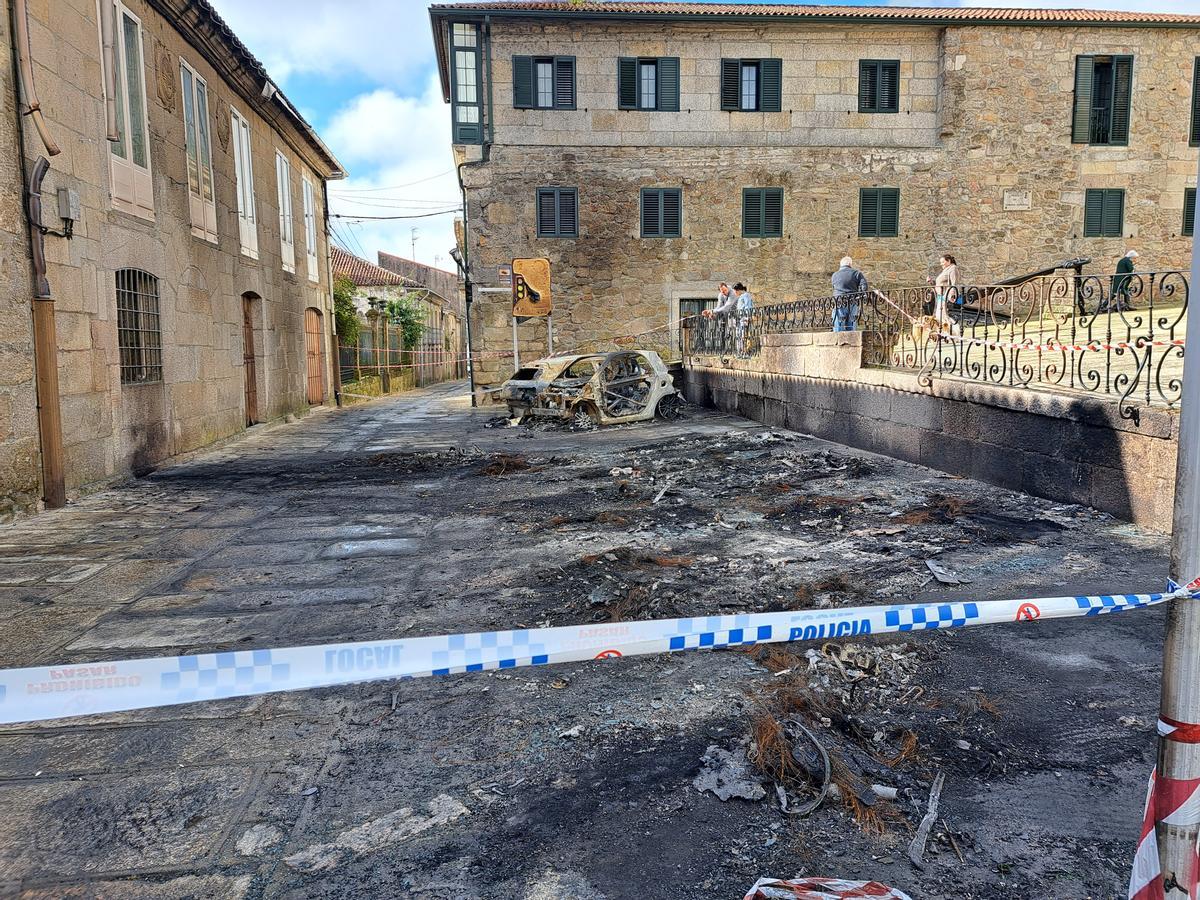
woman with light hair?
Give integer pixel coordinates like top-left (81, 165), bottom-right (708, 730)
top-left (926, 253), bottom-right (960, 329)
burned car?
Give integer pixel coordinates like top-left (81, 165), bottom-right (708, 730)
top-left (498, 350), bottom-right (682, 426)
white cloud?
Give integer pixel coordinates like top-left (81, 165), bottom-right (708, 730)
top-left (207, 0), bottom-right (436, 86)
top-left (324, 77), bottom-right (461, 272)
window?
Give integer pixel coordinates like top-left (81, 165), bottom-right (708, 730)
top-left (721, 58), bottom-right (782, 112)
top-left (180, 59), bottom-right (216, 242)
top-left (1072, 55), bottom-right (1133, 146)
top-left (742, 188), bottom-right (784, 238)
top-left (104, 2), bottom-right (153, 218)
top-left (1191, 57), bottom-right (1199, 146)
top-left (513, 56), bottom-right (575, 109)
top-left (536, 188), bottom-right (577, 237)
top-left (230, 108), bottom-right (258, 258)
top-left (451, 23), bottom-right (482, 143)
top-left (276, 151), bottom-right (295, 273)
top-left (1083, 188), bottom-right (1125, 237)
top-left (116, 269), bottom-right (162, 385)
top-left (1182, 188), bottom-right (1195, 238)
top-left (859, 60), bottom-right (900, 113)
top-left (859, 188), bottom-right (900, 238)
top-left (641, 188), bottom-right (682, 238)
top-left (303, 175), bottom-right (319, 282)
top-left (617, 57), bottom-right (679, 111)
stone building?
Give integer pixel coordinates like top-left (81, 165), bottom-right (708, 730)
top-left (0, 0), bottom-right (344, 519)
top-left (429, 0), bottom-right (1200, 388)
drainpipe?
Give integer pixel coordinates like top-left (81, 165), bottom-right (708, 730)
top-left (453, 16), bottom-right (493, 408)
top-left (13, 0), bottom-right (59, 156)
top-left (10, 0), bottom-right (65, 508)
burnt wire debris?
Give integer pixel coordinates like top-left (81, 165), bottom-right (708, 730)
top-left (427, 426), bottom-right (1118, 858)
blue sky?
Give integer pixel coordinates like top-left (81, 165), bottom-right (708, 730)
top-left (208, 0), bottom-right (1191, 271)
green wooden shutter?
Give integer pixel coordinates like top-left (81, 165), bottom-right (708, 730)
top-left (558, 189), bottom-right (577, 237)
top-left (763, 188), bottom-right (783, 237)
top-left (641, 189), bottom-right (661, 237)
top-left (662, 189), bottom-right (681, 237)
top-left (513, 56), bottom-right (534, 108)
top-left (760, 58), bottom-right (782, 112)
top-left (1101, 189), bottom-right (1124, 237)
top-left (537, 188), bottom-right (557, 236)
top-left (554, 56), bottom-right (576, 110)
top-left (657, 57), bottom-right (680, 112)
top-left (881, 61), bottom-right (900, 113)
top-left (1184, 188), bottom-right (1196, 237)
top-left (859, 189), bottom-right (879, 237)
top-left (618, 57), bottom-right (637, 109)
top-left (1190, 57), bottom-right (1199, 146)
top-left (1072, 56), bottom-right (1094, 144)
top-left (720, 59), bottom-right (740, 111)
top-left (858, 61), bottom-right (876, 113)
top-left (879, 188), bottom-right (900, 237)
top-left (743, 189), bottom-right (763, 237)
top-left (1083, 189), bottom-right (1104, 236)
top-left (1110, 56), bottom-right (1132, 146)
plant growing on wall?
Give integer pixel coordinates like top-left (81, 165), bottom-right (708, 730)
top-left (385, 292), bottom-right (426, 351)
top-left (333, 275), bottom-right (360, 345)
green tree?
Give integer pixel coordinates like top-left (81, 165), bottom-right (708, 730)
top-left (333, 275), bottom-right (360, 345)
top-left (385, 292), bottom-right (426, 351)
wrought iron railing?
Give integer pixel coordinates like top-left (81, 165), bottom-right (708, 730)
top-left (683, 270), bottom-right (1189, 420)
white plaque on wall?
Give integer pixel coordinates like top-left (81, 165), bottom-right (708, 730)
top-left (1003, 190), bottom-right (1032, 211)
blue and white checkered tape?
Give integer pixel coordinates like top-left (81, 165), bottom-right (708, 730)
top-left (0, 581), bottom-right (1188, 725)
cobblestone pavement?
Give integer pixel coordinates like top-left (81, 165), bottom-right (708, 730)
top-left (0, 381), bottom-right (1174, 899)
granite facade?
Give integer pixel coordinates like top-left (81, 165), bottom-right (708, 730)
top-left (446, 16), bottom-right (1199, 387)
top-left (0, 0), bottom-right (340, 517)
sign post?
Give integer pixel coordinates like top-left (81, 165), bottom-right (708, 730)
top-left (512, 257), bottom-right (553, 366)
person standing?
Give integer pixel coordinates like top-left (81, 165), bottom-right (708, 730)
top-left (831, 256), bottom-right (869, 332)
top-left (710, 282), bottom-right (755, 356)
top-left (1110, 250), bottom-right (1137, 312)
top-left (926, 254), bottom-right (960, 326)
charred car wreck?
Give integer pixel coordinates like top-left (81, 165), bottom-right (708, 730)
top-left (499, 351), bottom-right (682, 426)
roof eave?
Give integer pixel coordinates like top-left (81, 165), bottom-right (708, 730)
top-left (149, 0), bottom-right (347, 179)
top-left (431, 10), bottom-right (453, 104)
top-left (425, 4), bottom-right (1200, 29)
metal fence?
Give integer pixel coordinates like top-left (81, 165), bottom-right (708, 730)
top-left (338, 329), bottom-right (466, 396)
top-left (684, 270), bottom-right (1189, 420)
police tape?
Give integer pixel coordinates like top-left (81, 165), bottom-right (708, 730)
top-left (2, 580), bottom-right (1195, 726)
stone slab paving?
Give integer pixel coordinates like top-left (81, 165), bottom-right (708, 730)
top-left (0, 380), bottom-right (1176, 899)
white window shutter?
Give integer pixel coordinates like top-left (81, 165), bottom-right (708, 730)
top-left (276, 152), bottom-right (295, 272)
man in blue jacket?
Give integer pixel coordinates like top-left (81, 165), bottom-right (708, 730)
top-left (831, 256), bottom-right (869, 331)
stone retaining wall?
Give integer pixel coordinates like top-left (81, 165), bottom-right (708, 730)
top-left (683, 333), bottom-right (1178, 530)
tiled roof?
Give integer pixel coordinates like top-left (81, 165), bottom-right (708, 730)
top-left (331, 247), bottom-right (413, 287)
top-left (429, 1), bottom-right (1200, 25)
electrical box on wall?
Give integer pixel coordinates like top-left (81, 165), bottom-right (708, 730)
top-left (56, 187), bottom-right (80, 223)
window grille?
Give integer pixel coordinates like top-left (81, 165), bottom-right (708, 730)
top-left (116, 269), bottom-right (162, 384)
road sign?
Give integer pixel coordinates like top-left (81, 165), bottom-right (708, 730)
top-left (512, 258), bottom-right (551, 317)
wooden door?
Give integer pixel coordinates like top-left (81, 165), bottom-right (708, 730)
top-left (304, 307), bottom-right (327, 405)
top-left (242, 298), bottom-right (258, 425)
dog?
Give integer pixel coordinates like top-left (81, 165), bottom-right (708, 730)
top-left (911, 313), bottom-right (958, 346)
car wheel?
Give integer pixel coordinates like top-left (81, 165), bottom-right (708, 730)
top-left (655, 393), bottom-right (686, 420)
